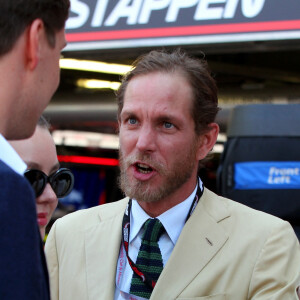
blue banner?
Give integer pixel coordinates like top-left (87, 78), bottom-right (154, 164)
top-left (234, 161), bottom-right (300, 190)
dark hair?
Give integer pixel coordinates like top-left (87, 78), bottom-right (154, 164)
top-left (116, 49), bottom-right (219, 135)
top-left (0, 0), bottom-right (70, 56)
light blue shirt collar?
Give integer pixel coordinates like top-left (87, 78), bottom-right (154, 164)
top-left (130, 178), bottom-right (202, 245)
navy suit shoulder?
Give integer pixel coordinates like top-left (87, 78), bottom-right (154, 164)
top-left (0, 161), bottom-right (49, 300)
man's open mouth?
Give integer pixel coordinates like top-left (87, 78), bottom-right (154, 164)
top-left (135, 163), bottom-right (153, 174)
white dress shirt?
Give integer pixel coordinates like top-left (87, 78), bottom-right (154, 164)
top-left (115, 179), bottom-right (203, 300)
top-left (0, 134), bottom-right (27, 175)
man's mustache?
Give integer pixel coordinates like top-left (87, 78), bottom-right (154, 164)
top-left (120, 152), bottom-right (166, 175)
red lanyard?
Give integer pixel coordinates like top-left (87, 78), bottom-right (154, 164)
top-left (121, 179), bottom-right (203, 289)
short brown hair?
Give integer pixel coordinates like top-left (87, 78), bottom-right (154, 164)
top-left (0, 0), bottom-right (70, 56)
top-left (116, 49), bottom-right (219, 135)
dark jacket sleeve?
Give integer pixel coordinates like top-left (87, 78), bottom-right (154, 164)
top-left (0, 162), bottom-right (50, 299)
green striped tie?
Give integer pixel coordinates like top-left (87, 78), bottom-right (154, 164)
top-left (129, 218), bottom-right (165, 299)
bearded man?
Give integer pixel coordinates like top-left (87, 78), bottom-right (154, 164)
top-left (45, 49), bottom-right (300, 300)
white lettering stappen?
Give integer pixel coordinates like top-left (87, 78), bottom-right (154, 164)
top-left (66, 0), bottom-right (266, 29)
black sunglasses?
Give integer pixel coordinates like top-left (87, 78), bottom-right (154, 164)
top-left (24, 168), bottom-right (74, 198)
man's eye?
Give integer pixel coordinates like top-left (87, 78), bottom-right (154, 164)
top-left (164, 122), bottom-right (174, 129)
top-left (128, 118), bottom-right (137, 125)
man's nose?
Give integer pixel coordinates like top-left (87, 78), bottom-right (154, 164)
top-left (136, 125), bottom-right (156, 153)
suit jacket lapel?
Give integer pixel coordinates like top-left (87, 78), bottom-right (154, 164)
top-left (84, 199), bottom-right (129, 300)
top-left (151, 189), bottom-right (230, 299)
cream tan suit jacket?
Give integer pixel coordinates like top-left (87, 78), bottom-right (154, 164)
top-left (45, 188), bottom-right (300, 300)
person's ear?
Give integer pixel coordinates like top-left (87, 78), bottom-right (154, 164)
top-left (25, 19), bottom-right (45, 70)
top-left (196, 123), bottom-right (219, 160)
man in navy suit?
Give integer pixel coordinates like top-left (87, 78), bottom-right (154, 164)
top-left (0, 1), bottom-right (69, 298)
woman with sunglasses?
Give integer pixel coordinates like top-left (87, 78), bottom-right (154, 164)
top-left (9, 116), bottom-right (74, 239)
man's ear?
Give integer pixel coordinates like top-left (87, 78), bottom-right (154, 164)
top-left (196, 123), bottom-right (219, 160)
top-left (25, 19), bottom-right (45, 70)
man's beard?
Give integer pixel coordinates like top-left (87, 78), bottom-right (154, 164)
top-left (118, 145), bottom-right (198, 203)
